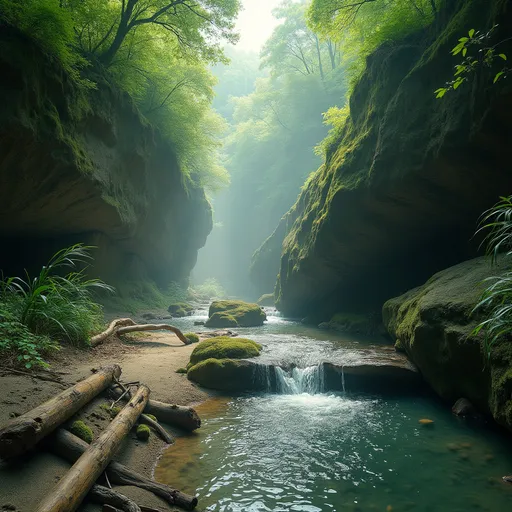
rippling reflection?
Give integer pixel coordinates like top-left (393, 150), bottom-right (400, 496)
top-left (155, 394), bottom-right (512, 511)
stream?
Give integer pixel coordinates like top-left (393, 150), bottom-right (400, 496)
top-left (156, 310), bottom-right (512, 511)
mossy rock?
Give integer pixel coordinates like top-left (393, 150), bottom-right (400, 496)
top-left (68, 420), bottom-right (93, 444)
top-left (189, 337), bottom-right (262, 366)
top-left (184, 332), bottom-right (200, 343)
top-left (187, 358), bottom-right (264, 391)
top-left (168, 303), bottom-right (194, 317)
top-left (205, 300), bottom-right (266, 328)
top-left (325, 312), bottom-right (375, 335)
top-left (176, 367), bottom-right (188, 374)
top-left (136, 424), bottom-right (150, 441)
top-left (257, 293), bottom-right (275, 307)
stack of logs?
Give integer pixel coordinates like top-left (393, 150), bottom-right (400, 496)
top-left (0, 364), bottom-right (201, 512)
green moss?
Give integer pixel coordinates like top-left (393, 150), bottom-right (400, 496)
top-left (184, 332), bottom-right (200, 344)
top-left (205, 300), bottom-right (266, 327)
top-left (168, 302), bottom-right (194, 317)
top-left (189, 337), bottom-right (262, 366)
top-left (99, 403), bottom-right (121, 418)
top-left (136, 424), bottom-right (150, 441)
top-left (145, 414), bottom-right (157, 422)
top-left (329, 312), bottom-right (372, 333)
top-left (68, 420), bottom-right (93, 444)
top-left (394, 339), bottom-right (405, 353)
top-left (176, 367), bottom-right (188, 374)
top-left (187, 358), bottom-right (259, 391)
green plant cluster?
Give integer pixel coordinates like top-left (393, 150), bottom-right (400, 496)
top-left (0, 244), bottom-right (111, 368)
top-left (68, 420), bottom-right (93, 443)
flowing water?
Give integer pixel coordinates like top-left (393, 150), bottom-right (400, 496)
top-left (157, 310), bottom-right (512, 511)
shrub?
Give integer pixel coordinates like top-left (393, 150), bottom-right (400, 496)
top-left (68, 420), bottom-right (93, 443)
top-left (191, 278), bottom-right (226, 299)
top-left (189, 337), bottom-right (262, 366)
top-left (184, 332), bottom-right (200, 344)
top-left (136, 424), bottom-right (150, 441)
top-left (0, 244), bottom-right (112, 346)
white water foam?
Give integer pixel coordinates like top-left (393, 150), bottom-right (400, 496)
top-left (274, 365), bottom-right (325, 394)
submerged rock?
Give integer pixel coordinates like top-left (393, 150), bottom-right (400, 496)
top-left (383, 257), bottom-right (512, 432)
top-left (452, 398), bottom-right (475, 417)
top-left (205, 300), bottom-right (266, 328)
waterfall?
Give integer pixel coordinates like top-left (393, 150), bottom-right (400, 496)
top-left (341, 365), bottom-right (346, 393)
top-left (274, 365), bottom-right (324, 395)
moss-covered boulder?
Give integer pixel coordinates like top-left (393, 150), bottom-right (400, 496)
top-left (189, 337), bottom-right (262, 366)
top-left (184, 332), bottom-right (200, 343)
top-left (136, 424), bottom-right (150, 441)
top-left (168, 303), bottom-right (194, 317)
top-left (205, 300), bottom-right (266, 327)
top-left (187, 358), bottom-right (265, 391)
top-left (383, 257), bottom-right (512, 432)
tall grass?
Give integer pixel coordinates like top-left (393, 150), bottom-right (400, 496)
top-left (0, 244), bottom-right (113, 346)
top-left (472, 196), bottom-right (512, 356)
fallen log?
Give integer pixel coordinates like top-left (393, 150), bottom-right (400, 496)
top-left (0, 364), bottom-right (122, 459)
top-left (139, 414), bottom-right (173, 444)
top-left (90, 318), bottom-right (137, 347)
top-left (50, 429), bottom-right (198, 510)
top-left (90, 485), bottom-right (141, 512)
top-left (110, 386), bottom-right (201, 431)
top-left (116, 324), bottom-right (190, 345)
top-left (36, 385), bottom-right (150, 512)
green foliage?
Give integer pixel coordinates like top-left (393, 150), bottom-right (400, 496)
top-left (99, 403), bottom-right (122, 417)
top-left (184, 332), bottom-right (200, 344)
top-left (189, 336), bottom-right (262, 365)
top-left (473, 197), bottom-right (512, 357)
top-left (0, 309), bottom-right (59, 369)
top-left (68, 420), bottom-right (93, 443)
top-left (136, 423), bottom-right (151, 441)
top-left (190, 278), bottom-right (226, 299)
top-left (0, 244), bottom-right (111, 345)
top-left (435, 25), bottom-right (510, 98)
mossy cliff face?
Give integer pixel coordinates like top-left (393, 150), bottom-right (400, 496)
top-left (383, 257), bottom-right (512, 431)
top-left (274, 0), bottom-right (512, 317)
top-left (0, 26), bottom-right (212, 287)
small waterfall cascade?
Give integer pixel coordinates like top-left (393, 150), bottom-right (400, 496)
top-left (341, 365), bottom-right (346, 393)
top-left (274, 365), bottom-right (325, 394)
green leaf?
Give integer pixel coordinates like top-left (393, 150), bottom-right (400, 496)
top-left (494, 71), bottom-right (504, 83)
top-left (23, 354), bottom-right (31, 360)
top-left (468, 29), bottom-right (475, 38)
top-left (462, 48), bottom-right (467, 57)
top-left (435, 88), bottom-right (447, 98)
top-left (459, 37), bottom-right (469, 42)
top-left (25, 363), bottom-right (32, 369)
top-left (498, 54), bottom-right (507, 61)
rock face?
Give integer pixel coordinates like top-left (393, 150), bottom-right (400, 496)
top-left (205, 300), bottom-right (266, 328)
top-left (0, 25), bottom-right (212, 287)
top-left (272, 0), bottom-right (512, 317)
top-left (383, 257), bottom-right (512, 431)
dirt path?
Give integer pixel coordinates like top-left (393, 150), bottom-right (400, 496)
top-left (0, 331), bottom-right (214, 512)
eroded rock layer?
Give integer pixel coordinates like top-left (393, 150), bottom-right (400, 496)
top-left (0, 25), bottom-right (212, 286)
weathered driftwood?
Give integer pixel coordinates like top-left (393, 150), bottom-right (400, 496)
top-left (90, 318), bottom-right (137, 347)
top-left (116, 323), bottom-right (190, 345)
top-left (0, 364), bottom-right (122, 459)
top-left (110, 386), bottom-right (201, 431)
top-left (140, 414), bottom-right (173, 444)
top-left (36, 385), bottom-right (150, 512)
top-left (90, 485), bottom-right (141, 512)
top-left (50, 429), bottom-right (198, 510)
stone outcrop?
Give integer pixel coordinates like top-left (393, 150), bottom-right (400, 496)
top-left (272, 0), bottom-right (512, 317)
top-left (383, 257), bottom-right (512, 431)
top-left (204, 300), bottom-right (266, 328)
top-left (0, 25), bottom-right (212, 288)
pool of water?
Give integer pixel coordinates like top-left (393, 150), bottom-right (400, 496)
top-left (156, 393), bottom-right (512, 512)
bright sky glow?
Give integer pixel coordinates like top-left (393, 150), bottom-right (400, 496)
top-left (235, 0), bottom-right (283, 52)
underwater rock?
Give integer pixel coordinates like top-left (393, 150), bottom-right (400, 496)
top-left (383, 256), bottom-right (512, 432)
top-left (205, 300), bottom-right (266, 328)
top-left (452, 398), bottom-right (475, 417)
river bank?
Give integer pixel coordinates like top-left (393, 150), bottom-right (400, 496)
top-left (0, 329), bottom-right (213, 512)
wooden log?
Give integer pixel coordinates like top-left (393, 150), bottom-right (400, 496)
top-left (36, 385), bottom-right (150, 512)
top-left (116, 324), bottom-right (190, 345)
top-left (0, 364), bottom-right (122, 459)
top-left (139, 414), bottom-right (173, 444)
top-left (49, 429), bottom-right (198, 510)
top-left (110, 387), bottom-right (201, 431)
top-left (89, 485), bottom-right (141, 512)
top-left (91, 319), bottom-right (137, 347)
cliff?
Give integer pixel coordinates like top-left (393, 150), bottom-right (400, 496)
top-left (0, 25), bottom-right (212, 289)
top-left (268, 0), bottom-right (512, 317)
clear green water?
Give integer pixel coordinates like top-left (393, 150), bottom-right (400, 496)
top-left (159, 311), bottom-right (512, 511)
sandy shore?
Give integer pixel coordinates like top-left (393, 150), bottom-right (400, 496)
top-left (0, 330), bottom-right (214, 512)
